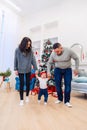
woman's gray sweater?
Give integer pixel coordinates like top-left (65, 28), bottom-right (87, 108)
top-left (14, 48), bottom-right (38, 73)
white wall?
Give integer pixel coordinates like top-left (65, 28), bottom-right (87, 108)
top-left (0, 3), bottom-right (22, 71)
top-left (58, 0), bottom-right (87, 47)
top-left (0, 3), bottom-right (23, 88)
top-left (22, 0), bottom-right (87, 58)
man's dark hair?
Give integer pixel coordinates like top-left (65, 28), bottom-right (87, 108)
top-left (53, 43), bottom-right (61, 49)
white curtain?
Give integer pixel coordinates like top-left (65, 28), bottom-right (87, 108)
top-left (0, 10), bottom-right (5, 71)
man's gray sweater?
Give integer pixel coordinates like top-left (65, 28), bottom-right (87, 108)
top-left (47, 47), bottom-right (79, 74)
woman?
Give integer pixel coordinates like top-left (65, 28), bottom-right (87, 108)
top-left (14, 37), bottom-right (38, 106)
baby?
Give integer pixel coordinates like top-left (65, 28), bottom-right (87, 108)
top-left (36, 71), bottom-right (48, 105)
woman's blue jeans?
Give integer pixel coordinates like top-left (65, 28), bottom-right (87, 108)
top-left (54, 68), bottom-right (72, 103)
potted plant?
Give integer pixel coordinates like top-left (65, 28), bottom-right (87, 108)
top-left (0, 69), bottom-right (11, 81)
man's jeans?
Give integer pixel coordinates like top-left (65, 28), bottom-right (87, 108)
top-left (54, 68), bottom-right (72, 103)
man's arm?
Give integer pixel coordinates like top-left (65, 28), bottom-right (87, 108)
top-left (70, 49), bottom-right (79, 75)
top-left (47, 52), bottom-right (54, 77)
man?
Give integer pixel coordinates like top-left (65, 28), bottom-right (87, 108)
top-left (47, 43), bottom-right (79, 107)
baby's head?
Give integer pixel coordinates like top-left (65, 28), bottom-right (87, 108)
top-left (40, 71), bottom-right (47, 78)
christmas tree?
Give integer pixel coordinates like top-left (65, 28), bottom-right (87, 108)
top-left (38, 40), bottom-right (55, 86)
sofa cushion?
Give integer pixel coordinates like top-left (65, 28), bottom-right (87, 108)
top-left (72, 76), bottom-right (87, 83)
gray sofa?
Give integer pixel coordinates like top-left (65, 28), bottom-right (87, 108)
top-left (71, 81), bottom-right (87, 94)
top-left (71, 70), bottom-right (87, 94)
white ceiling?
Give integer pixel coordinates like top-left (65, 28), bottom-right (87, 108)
top-left (1, 0), bottom-right (63, 17)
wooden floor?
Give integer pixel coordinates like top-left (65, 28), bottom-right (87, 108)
top-left (0, 88), bottom-right (87, 130)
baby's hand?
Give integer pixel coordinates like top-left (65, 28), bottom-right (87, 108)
top-left (14, 70), bottom-right (18, 75)
top-left (47, 73), bottom-right (51, 79)
top-left (35, 70), bottom-right (38, 75)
